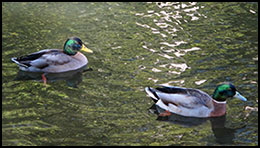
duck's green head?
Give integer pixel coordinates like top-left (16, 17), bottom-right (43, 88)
top-left (63, 37), bottom-right (93, 55)
top-left (212, 83), bottom-right (247, 102)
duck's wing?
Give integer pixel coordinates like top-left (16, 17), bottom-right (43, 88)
top-left (145, 86), bottom-right (213, 109)
top-left (12, 49), bottom-right (71, 71)
top-left (11, 49), bottom-right (50, 68)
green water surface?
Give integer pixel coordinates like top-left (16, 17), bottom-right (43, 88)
top-left (2, 2), bottom-right (258, 146)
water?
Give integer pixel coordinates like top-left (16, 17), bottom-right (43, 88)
top-left (2, 2), bottom-right (258, 146)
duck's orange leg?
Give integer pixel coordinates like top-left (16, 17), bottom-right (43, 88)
top-left (41, 73), bottom-right (47, 86)
top-left (159, 110), bottom-right (172, 117)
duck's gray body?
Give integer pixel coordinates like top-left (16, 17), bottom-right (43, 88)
top-left (11, 49), bottom-right (88, 73)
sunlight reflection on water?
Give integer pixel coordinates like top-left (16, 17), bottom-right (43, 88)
top-left (136, 2), bottom-right (205, 86)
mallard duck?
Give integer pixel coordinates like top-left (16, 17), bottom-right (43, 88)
top-left (145, 83), bottom-right (247, 118)
top-left (11, 37), bottom-right (93, 73)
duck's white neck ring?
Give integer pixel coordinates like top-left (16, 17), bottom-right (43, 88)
top-left (213, 99), bottom-right (227, 104)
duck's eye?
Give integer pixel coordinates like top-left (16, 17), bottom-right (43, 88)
top-left (219, 90), bottom-right (227, 95)
top-left (72, 44), bottom-right (82, 50)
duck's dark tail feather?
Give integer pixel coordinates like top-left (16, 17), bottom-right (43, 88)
top-left (11, 50), bottom-right (49, 68)
top-left (11, 57), bottom-right (29, 68)
top-left (145, 87), bottom-right (160, 103)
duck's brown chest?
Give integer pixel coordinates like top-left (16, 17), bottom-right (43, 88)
top-left (210, 100), bottom-right (227, 117)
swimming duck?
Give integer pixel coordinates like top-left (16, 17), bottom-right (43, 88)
top-left (11, 37), bottom-right (93, 73)
top-left (145, 83), bottom-right (247, 118)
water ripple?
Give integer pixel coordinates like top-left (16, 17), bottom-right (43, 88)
top-left (136, 2), bottom-right (205, 84)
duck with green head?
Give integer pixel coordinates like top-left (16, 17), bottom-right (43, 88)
top-left (11, 37), bottom-right (93, 73)
top-left (145, 83), bottom-right (247, 118)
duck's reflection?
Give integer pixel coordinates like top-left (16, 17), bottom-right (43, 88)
top-left (14, 65), bottom-right (92, 88)
top-left (148, 104), bottom-right (245, 144)
top-left (209, 115), bottom-right (246, 144)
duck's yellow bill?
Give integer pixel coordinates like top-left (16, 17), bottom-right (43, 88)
top-left (81, 44), bottom-right (93, 53)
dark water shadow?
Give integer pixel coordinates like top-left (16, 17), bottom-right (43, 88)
top-left (148, 104), bottom-right (246, 144)
top-left (208, 115), bottom-right (246, 144)
top-left (13, 65), bottom-right (93, 88)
